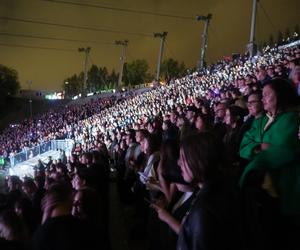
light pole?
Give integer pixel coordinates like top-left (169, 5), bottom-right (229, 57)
top-left (247, 0), bottom-right (258, 57)
top-left (154, 31), bottom-right (168, 83)
top-left (78, 47), bottom-right (91, 96)
top-left (64, 81), bottom-right (69, 99)
top-left (196, 14), bottom-right (212, 70)
top-left (115, 40), bottom-right (128, 90)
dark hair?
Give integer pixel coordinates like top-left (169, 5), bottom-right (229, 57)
top-left (23, 178), bottom-right (37, 191)
top-left (160, 140), bottom-right (187, 184)
top-left (144, 135), bottom-right (160, 156)
top-left (136, 129), bottom-right (149, 139)
top-left (248, 90), bottom-right (262, 100)
top-left (75, 187), bottom-right (100, 221)
top-left (82, 152), bottom-right (93, 165)
top-left (160, 139), bottom-right (179, 169)
top-left (227, 105), bottom-right (247, 125)
top-left (43, 182), bottom-right (73, 207)
top-left (264, 77), bottom-right (300, 111)
top-left (76, 167), bottom-right (92, 185)
top-left (126, 129), bottom-right (136, 143)
top-left (0, 210), bottom-right (28, 242)
top-left (9, 176), bottom-right (22, 188)
top-left (180, 132), bottom-right (226, 183)
top-left (195, 113), bottom-right (211, 130)
top-left (163, 120), bottom-right (172, 129)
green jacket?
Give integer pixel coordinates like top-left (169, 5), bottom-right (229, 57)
top-left (240, 112), bottom-right (300, 160)
top-left (239, 111), bottom-right (300, 215)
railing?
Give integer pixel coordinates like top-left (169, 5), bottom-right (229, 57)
top-left (9, 139), bottom-right (74, 167)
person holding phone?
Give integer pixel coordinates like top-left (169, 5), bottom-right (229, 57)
top-left (176, 132), bottom-right (243, 250)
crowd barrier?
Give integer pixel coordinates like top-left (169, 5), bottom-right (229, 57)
top-left (9, 139), bottom-right (74, 167)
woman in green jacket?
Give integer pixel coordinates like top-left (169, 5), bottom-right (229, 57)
top-left (239, 78), bottom-right (300, 250)
top-left (240, 78), bottom-right (300, 211)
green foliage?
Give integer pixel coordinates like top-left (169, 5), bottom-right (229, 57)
top-left (277, 30), bottom-right (284, 44)
top-left (63, 73), bottom-right (83, 97)
top-left (268, 34), bottom-right (274, 46)
top-left (0, 64), bottom-right (20, 98)
top-left (295, 25), bottom-right (300, 35)
top-left (123, 59), bottom-right (150, 86)
top-left (160, 58), bottom-right (186, 80)
top-left (63, 65), bottom-right (119, 96)
top-left (284, 28), bottom-right (291, 40)
top-left (63, 59), bottom-right (151, 95)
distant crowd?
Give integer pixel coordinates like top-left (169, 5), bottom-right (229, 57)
top-left (0, 39), bottom-right (300, 250)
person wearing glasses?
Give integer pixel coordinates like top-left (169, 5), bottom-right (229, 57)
top-left (239, 78), bottom-right (300, 250)
top-left (240, 91), bottom-right (264, 137)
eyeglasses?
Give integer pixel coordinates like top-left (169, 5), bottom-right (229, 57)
top-left (247, 100), bottom-right (260, 106)
top-left (215, 108), bottom-right (225, 113)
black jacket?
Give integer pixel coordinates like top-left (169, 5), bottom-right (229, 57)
top-left (177, 180), bottom-right (243, 250)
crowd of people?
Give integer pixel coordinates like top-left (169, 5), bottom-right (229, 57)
top-left (0, 38), bottom-right (300, 250)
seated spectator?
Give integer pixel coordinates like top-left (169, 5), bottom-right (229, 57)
top-left (240, 78), bottom-right (300, 161)
top-left (72, 187), bottom-right (108, 250)
top-left (239, 78), bottom-right (300, 250)
top-left (162, 120), bottom-right (178, 141)
top-left (213, 102), bottom-right (228, 139)
top-left (33, 182), bottom-right (96, 250)
top-left (6, 176), bottom-right (23, 209)
top-left (223, 105), bottom-right (247, 168)
top-left (0, 210), bottom-right (29, 250)
top-left (290, 65), bottom-right (300, 95)
top-left (194, 113), bottom-right (211, 132)
top-left (176, 132), bottom-right (243, 250)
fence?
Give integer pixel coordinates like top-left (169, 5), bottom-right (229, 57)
top-left (9, 139), bottom-right (74, 167)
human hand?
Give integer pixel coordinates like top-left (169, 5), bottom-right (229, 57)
top-left (260, 143), bottom-right (271, 150)
top-left (41, 195), bottom-right (57, 224)
top-left (151, 203), bottom-right (172, 224)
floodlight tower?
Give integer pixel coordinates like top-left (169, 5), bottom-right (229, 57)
top-left (78, 47), bottom-right (91, 96)
top-left (196, 13), bottom-right (212, 69)
top-left (115, 40), bottom-right (129, 89)
top-left (154, 31), bottom-right (168, 83)
top-left (247, 0), bottom-right (258, 57)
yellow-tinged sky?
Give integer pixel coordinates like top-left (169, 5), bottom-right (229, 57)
top-left (0, 0), bottom-right (299, 91)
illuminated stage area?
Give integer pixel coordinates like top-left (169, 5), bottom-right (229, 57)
top-left (8, 150), bottom-right (61, 178)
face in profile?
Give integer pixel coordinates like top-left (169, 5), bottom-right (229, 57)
top-left (224, 109), bottom-right (232, 126)
top-left (178, 149), bottom-right (194, 183)
top-left (72, 174), bottom-right (85, 191)
top-left (140, 138), bottom-right (150, 155)
top-left (262, 85), bottom-right (277, 114)
top-left (247, 94), bottom-right (263, 117)
top-left (72, 191), bottom-right (82, 218)
top-left (195, 116), bottom-right (205, 131)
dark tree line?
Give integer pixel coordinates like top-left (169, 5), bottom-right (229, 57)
top-left (63, 58), bottom-right (187, 96)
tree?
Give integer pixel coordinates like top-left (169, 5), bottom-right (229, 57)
top-left (87, 64), bottom-right (99, 92)
top-left (107, 69), bottom-right (118, 89)
top-left (0, 64), bottom-right (20, 98)
top-left (294, 25), bottom-right (299, 35)
top-left (285, 28), bottom-right (291, 40)
top-left (63, 73), bottom-right (83, 97)
top-left (268, 34), bottom-right (274, 46)
top-left (86, 65), bottom-right (110, 92)
top-left (277, 30), bottom-right (283, 44)
top-left (123, 59), bottom-right (149, 86)
top-left (160, 58), bottom-right (186, 81)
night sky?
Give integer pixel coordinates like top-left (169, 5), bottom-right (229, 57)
top-left (0, 0), bottom-right (299, 91)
